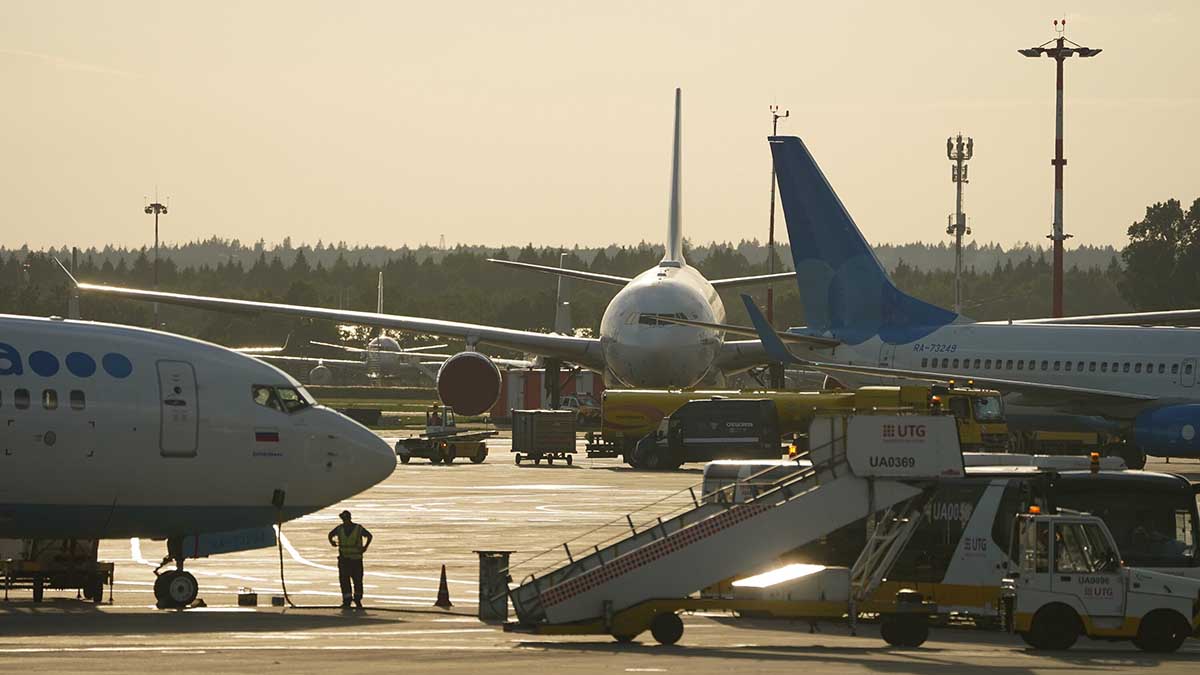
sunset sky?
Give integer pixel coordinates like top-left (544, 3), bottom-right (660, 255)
top-left (2, 1), bottom-right (1197, 251)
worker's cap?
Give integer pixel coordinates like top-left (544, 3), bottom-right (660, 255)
top-left (339, 510), bottom-right (352, 519)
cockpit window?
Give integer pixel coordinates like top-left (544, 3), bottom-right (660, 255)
top-left (252, 385), bottom-right (313, 414)
top-left (638, 312), bottom-right (690, 326)
top-left (276, 387), bottom-right (312, 413)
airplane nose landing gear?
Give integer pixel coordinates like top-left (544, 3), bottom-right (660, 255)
top-left (154, 537), bottom-right (200, 609)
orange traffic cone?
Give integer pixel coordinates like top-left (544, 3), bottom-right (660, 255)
top-left (434, 564), bottom-right (453, 608)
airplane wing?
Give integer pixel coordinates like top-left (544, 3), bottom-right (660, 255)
top-left (999, 308), bottom-right (1200, 326)
top-left (308, 340), bottom-right (448, 354)
top-left (255, 355), bottom-right (365, 368)
top-left (486, 259), bottom-right (631, 286)
top-left (76, 282), bottom-right (607, 371)
top-left (652, 315), bottom-right (842, 349)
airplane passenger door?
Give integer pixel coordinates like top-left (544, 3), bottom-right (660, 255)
top-left (1183, 359), bottom-right (1196, 388)
top-left (157, 360), bottom-right (198, 458)
top-left (878, 344), bottom-right (897, 368)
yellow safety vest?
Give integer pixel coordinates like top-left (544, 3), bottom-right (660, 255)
top-left (337, 524), bottom-right (364, 559)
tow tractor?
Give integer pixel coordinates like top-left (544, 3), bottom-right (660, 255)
top-left (395, 405), bottom-right (496, 464)
top-left (1001, 509), bottom-right (1200, 652)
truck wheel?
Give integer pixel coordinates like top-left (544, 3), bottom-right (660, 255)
top-left (399, 454), bottom-right (411, 464)
top-left (1028, 604), bottom-right (1080, 650)
top-left (429, 455), bottom-right (442, 465)
top-left (1132, 610), bottom-right (1190, 653)
top-left (470, 451), bottom-right (486, 464)
top-left (613, 633), bottom-right (637, 643)
top-left (32, 577), bottom-right (44, 603)
top-left (515, 454), bottom-right (523, 465)
top-left (85, 577), bottom-right (105, 604)
top-left (566, 455), bottom-right (573, 466)
top-left (650, 612), bottom-right (684, 645)
top-left (881, 615), bottom-right (928, 647)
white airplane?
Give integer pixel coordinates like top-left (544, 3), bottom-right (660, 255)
top-left (73, 89), bottom-right (790, 416)
top-left (245, 274), bottom-right (534, 384)
top-left (0, 313), bottom-right (396, 607)
top-left (665, 134), bottom-right (1200, 469)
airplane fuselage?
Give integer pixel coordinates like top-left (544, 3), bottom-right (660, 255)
top-left (0, 314), bottom-right (396, 540)
top-left (600, 262), bottom-right (725, 388)
top-left (813, 321), bottom-right (1200, 418)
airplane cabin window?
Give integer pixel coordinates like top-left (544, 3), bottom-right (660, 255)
top-left (1028, 360), bottom-right (1036, 370)
top-left (42, 390), bottom-right (57, 410)
top-left (942, 358), bottom-right (950, 368)
top-left (1187, 364), bottom-right (1195, 376)
top-left (1173, 364), bottom-right (1180, 374)
top-left (1101, 363), bottom-right (1108, 373)
top-left (1159, 364), bottom-right (1166, 374)
top-left (921, 358), bottom-right (928, 368)
top-left (15, 388), bottom-right (30, 410)
top-left (1089, 362), bottom-right (1096, 372)
top-left (1135, 363), bottom-right (1142, 373)
top-left (952, 359), bottom-right (959, 368)
top-left (70, 390), bottom-right (85, 411)
top-left (1123, 363), bottom-right (1130, 373)
top-left (1006, 360), bottom-right (1013, 369)
top-left (1017, 361), bottom-right (1024, 370)
top-left (973, 359), bottom-right (981, 368)
top-left (1041, 361), bottom-right (1048, 371)
top-left (984, 359), bottom-right (992, 369)
top-left (0, 389), bottom-right (3, 407)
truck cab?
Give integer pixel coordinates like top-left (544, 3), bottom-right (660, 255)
top-left (635, 398), bottom-right (781, 470)
top-left (1002, 510), bottom-right (1200, 652)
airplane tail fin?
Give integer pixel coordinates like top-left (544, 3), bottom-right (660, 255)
top-left (554, 253), bottom-right (572, 334)
top-left (769, 136), bottom-right (957, 344)
top-left (663, 88), bottom-right (684, 264)
top-left (377, 271), bottom-right (384, 314)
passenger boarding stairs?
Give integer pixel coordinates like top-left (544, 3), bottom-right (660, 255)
top-left (507, 414), bottom-right (963, 626)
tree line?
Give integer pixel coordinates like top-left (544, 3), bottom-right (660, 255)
top-left (4, 194), bottom-right (1194, 355)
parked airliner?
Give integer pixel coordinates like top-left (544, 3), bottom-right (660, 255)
top-left (75, 90), bottom-right (788, 415)
top-left (667, 134), bottom-right (1200, 469)
top-left (0, 313), bottom-right (396, 607)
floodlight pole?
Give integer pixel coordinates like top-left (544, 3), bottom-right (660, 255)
top-left (145, 200), bottom-right (168, 327)
top-left (767, 104), bottom-right (789, 390)
top-left (1020, 19), bottom-right (1101, 318)
top-left (946, 134), bottom-right (973, 315)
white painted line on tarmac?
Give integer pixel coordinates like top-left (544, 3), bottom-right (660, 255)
top-left (276, 528), bottom-right (478, 587)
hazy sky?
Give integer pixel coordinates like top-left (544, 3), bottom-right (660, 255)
top-left (2, 1), bottom-right (1197, 252)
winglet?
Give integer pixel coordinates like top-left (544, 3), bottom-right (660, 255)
top-left (52, 257), bottom-right (80, 287)
top-left (741, 294), bottom-right (796, 364)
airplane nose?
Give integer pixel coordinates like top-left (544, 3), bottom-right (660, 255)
top-left (348, 421), bottom-right (397, 485)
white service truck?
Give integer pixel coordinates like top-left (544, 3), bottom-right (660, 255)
top-left (1001, 510), bottom-right (1200, 652)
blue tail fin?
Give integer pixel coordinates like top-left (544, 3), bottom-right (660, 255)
top-left (769, 136), bottom-right (957, 345)
top-left (740, 294), bottom-right (798, 364)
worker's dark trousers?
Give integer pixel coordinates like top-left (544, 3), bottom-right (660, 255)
top-left (338, 557), bottom-right (364, 603)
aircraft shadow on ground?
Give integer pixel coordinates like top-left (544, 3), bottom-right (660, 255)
top-left (0, 601), bottom-right (395, 637)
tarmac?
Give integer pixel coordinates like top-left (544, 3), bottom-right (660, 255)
top-left (2, 439), bottom-right (1199, 673)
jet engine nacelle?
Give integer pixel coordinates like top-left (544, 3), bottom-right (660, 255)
top-left (436, 352), bottom-right (501, 416)
top-left (308, 364), bottom-right (333, 385)
top-left (1134, 404), bottom-right (1200, 458)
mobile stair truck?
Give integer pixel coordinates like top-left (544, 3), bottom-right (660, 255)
top-left (497, 412), bottom-right (968, 646)
top-left (1001, 509), bottom-right (1200, 652)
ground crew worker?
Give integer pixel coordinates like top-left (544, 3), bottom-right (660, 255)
top-left (328, 509), bottom-right (372, 609)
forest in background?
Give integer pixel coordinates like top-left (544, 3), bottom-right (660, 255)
top-left (0, 238), bottom-right (1129, 357)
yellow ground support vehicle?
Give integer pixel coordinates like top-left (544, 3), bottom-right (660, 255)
top-left (587, 385), bottom-right (1008, 462)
